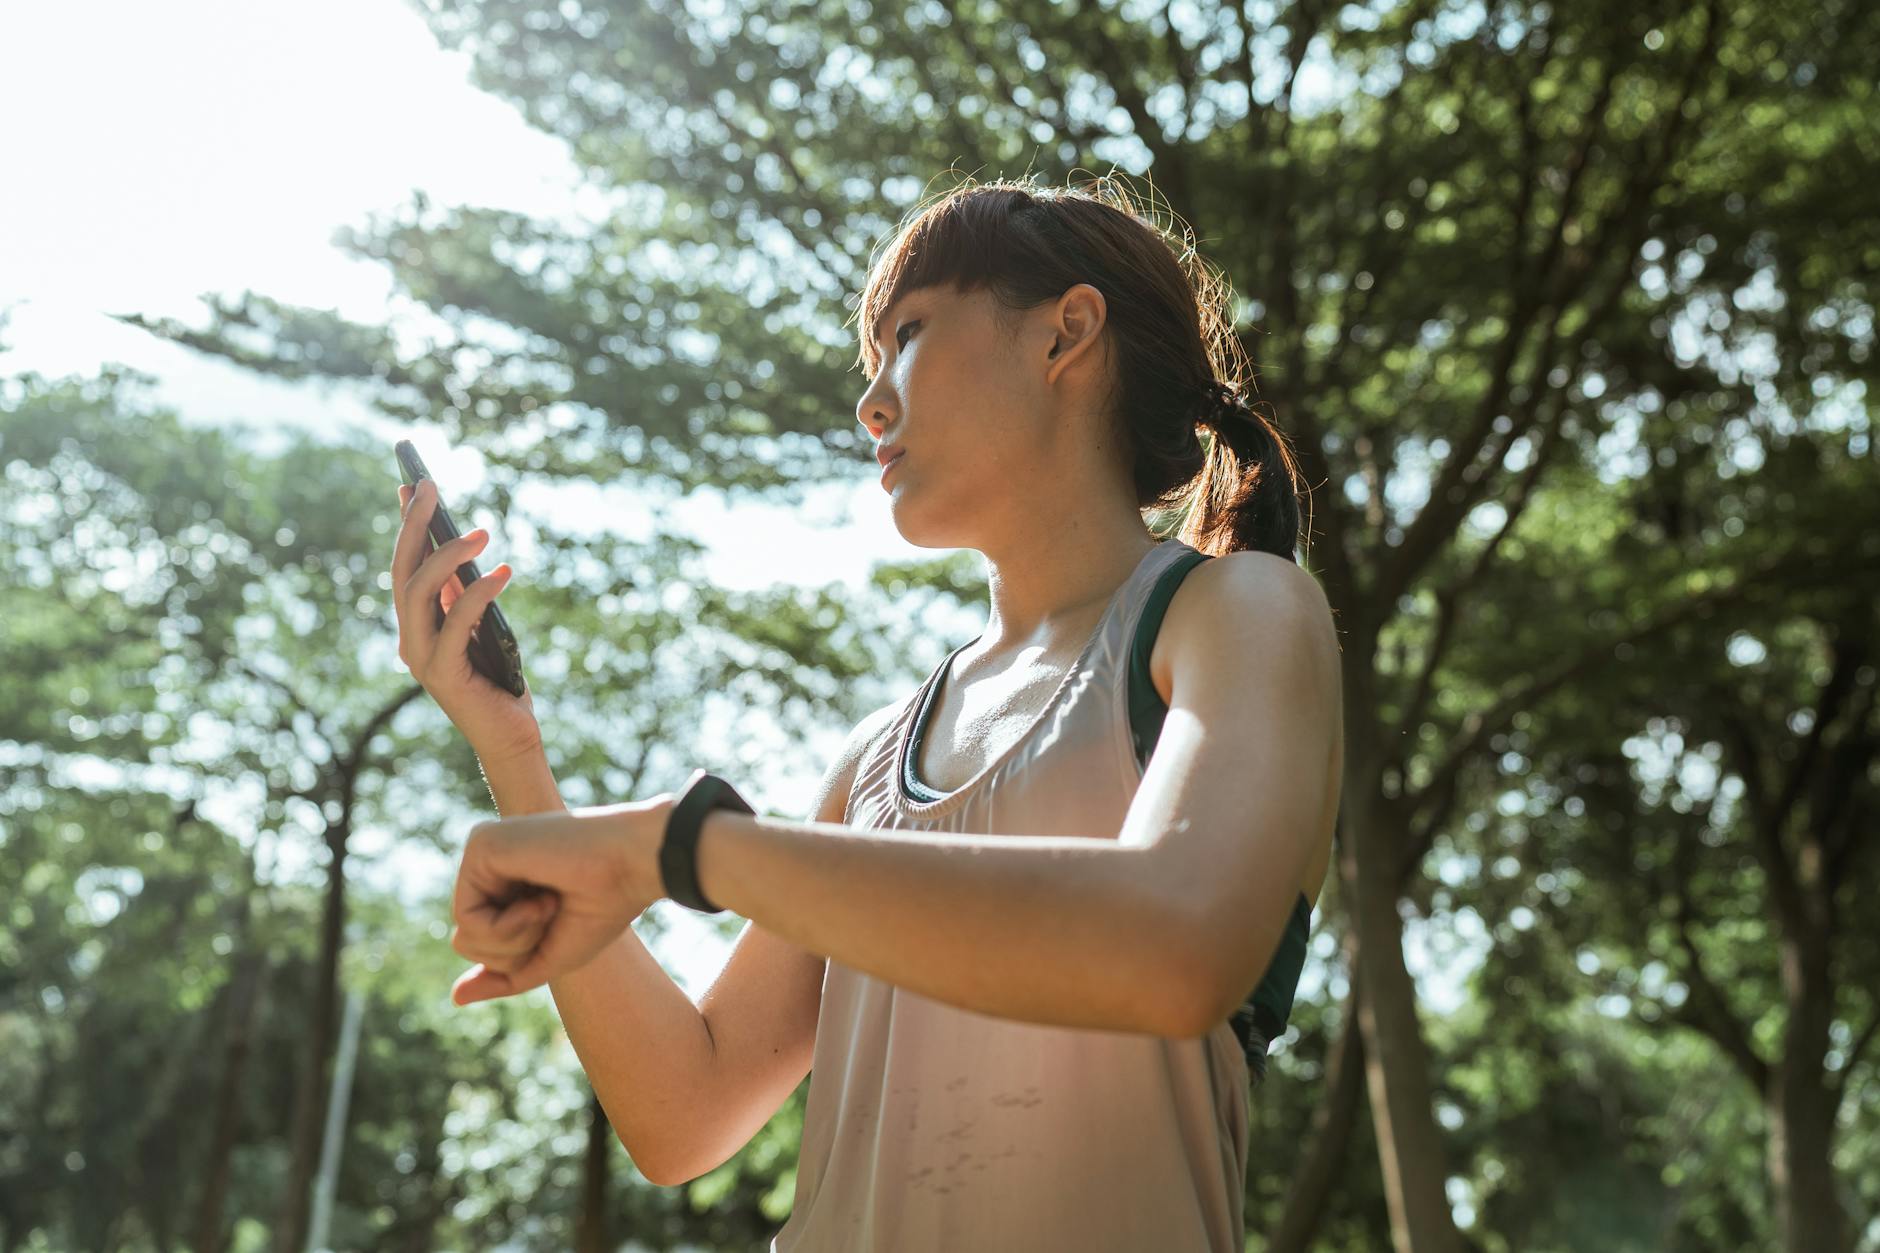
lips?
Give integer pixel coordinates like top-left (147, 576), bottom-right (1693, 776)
top-left (879, 450), bottom-right (906, 480)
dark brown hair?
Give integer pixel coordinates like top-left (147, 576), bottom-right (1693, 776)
top-left (852, 172), bottom-right (1307, 562)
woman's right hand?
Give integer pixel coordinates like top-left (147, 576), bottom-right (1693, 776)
top-left (392, 478), bottom-right (544, 766)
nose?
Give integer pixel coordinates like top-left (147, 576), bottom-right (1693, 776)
top-left (856, 379), bottom-right (897, 444)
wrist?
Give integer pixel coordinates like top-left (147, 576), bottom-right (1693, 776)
top-left (475, 737), bottom-right (545, 769)
top-left (476, 744), bottom-right (563, 818)
top-left (628, 794), bottom-right (679, 907)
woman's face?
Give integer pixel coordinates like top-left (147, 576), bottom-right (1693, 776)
top-left (854, 281), bottom-right (1111, 552)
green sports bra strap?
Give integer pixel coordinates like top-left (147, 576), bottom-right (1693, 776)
top-left (1127, 549), bottom-right (1214, 770)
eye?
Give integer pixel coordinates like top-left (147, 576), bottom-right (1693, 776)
top-left (895, 320), bottom-right (921, 349)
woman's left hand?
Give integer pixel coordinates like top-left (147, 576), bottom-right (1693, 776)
top-left (447, 796), bottom-right (673, 1005)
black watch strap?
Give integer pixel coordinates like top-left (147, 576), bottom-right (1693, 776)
top-left (660, 769), bottom-right (753, 914)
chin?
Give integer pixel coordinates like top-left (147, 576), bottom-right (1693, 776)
top-left (887, 496), bottom-right (961, 551)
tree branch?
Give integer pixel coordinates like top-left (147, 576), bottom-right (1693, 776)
top-left (1665, 833), bottom-right (1771, 1090)
top-left (1391, 382), bottom-right (1574, 754)
top-left (1834, 1006), bottom-right (1880, 1113)
top-left (1406, 541), bottom-right (1848, 868)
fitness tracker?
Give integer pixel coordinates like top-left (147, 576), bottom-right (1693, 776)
top-left (660, 769), bottom-right (753, 914)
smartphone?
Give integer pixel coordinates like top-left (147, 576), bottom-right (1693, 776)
top-left (394, 440), bottom-right (528, 698)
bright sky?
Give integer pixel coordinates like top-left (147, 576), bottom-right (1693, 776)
top-left (0, 0), bottom-right (901, 592)
top-left (0, 0), bottom-right (1481, 1019)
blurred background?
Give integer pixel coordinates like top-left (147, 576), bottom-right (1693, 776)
top-left (1, 0), bottom-right (1874, 1250)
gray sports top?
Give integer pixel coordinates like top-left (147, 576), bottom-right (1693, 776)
top-left (769, 538), bottom-right (1314, 1252)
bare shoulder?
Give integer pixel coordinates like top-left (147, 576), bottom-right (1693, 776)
top-left (1149, 550), bottom-right (1340, 707)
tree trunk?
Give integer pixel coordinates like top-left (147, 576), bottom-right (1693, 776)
top-left (1766, 929), bottom-right (1849, 1253)
top-left (1340, 670), bottom-right (1465, 1253)
top-left (1266, 951), bottom-right (1366, 1253)
top-left (275, 831), bottom-right (348, 1253)
top-left (576, 1089), bottom-right (611, 1253)
top-left (192, 949), bottom-right (269, 1253)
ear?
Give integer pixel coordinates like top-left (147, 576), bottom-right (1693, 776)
top-left (1044, 283), bottom-right (1108, 384)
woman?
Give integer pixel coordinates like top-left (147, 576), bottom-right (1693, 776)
top-left (393, 174), bottom-right (1343, 1251)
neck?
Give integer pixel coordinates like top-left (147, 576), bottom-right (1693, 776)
top-left (972, 517), bottom-right (1159, 660)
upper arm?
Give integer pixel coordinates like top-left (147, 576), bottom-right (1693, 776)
top-left (682, 703), bottom-right (898, 1178)
top-left (1117, 553), bottom-right (1343, 1035)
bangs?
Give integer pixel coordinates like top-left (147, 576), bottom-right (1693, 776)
top-left (852, 185), bottom-right (1041, 380)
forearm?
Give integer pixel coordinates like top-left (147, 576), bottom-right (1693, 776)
top-left (478, 749), bottom-right (716, 1184)
top-left (692, 811), bottom-right (1205, 1038)
top-left (547, 930), bottom-right (718, 1185)
top-left (477, 745), bottom-right (567, 818)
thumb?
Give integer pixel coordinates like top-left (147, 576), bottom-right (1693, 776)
top-left (451, 963), bottom-right (515, 1006)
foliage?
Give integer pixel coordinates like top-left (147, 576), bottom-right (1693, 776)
top-left (5, 0), bottom-right (1877, 1247)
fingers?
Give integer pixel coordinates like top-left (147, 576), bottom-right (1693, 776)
top-left (452, 963), bottom-right (512, 1005)
top-left (393, 479), bottom-right (440, 660)
top-left (411, 529), bottom-right (490, 611)
top-left (393, 495), bottom-right (500, 671)
top-left (459, 890), bottom-right (558, 956)
top-left (451, 891), bottom-right (559, 975)
top-left (392, 478), bottom-right (435, 590)
top-left (454, 935), bottom-right (557, 1005)
top-left (399, 533), bottom-right (491, 671)
top-left (435, 558), bottom-right (513, 661)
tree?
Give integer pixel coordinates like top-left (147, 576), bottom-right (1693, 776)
top-left (40, 0), bottom-right (1880, 1244)
top-left (0, 370), bottom-right (901, 1247)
